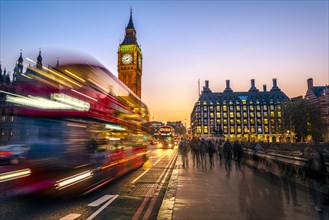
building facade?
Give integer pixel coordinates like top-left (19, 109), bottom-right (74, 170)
top-left (305, 78), bottom-right (329, 142)
top-left (117, 9), bottom-right (142, 98)
top-left (190, 79), bottom-right (290, 142)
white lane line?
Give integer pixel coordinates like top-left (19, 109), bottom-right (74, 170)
top-left (86, 194), bottom-right (119, 220)
top-left (88, 194), bottom-right (114, 207)
top-left (59, 213), bottom-right (81, 220)
top-left (131, 169), bottom-right (150, 184)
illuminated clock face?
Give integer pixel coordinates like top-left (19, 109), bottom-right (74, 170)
top-left (138, 56), bottom-right (142, 67)
top-left (122, 53), bottom-right (133, 65)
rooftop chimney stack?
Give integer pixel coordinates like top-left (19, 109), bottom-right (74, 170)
top-left (251, 79), bottom-right (255, 87)
top-left (263, 84), bottom-right (267, 92)
top-left (226, 80), bottom-right (230, 88)
top-left (307, 78), bottom-right (313, 89)
top-left (205, 80), bottom-right (209, 88)
top-left (273, 78), bottom-right (277, 87)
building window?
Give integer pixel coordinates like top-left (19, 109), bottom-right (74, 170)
top-left (237, 119), bottom-right (241, 125)
top-left (229, 112), bottom-right (234, 118)
top-left (264, 126), bottom-right (269, 133)
top-left (256, 112), bottom-right (261, 118)
top-left (249, 106), bottom-right (254, 111)
top-left (210, 113), bottom-right (214, 118)
top-left (243, 119), bottom-right (248, 125)
top-left (230, 127), bottom-right (235, 133)
top-left (251, 127), bottom-right (255, 133)
top-left (270, 111), bottom-right (275, 117)
top-left (256, 105), bottom-right (261, 111)
top-left (250, 119), bottom-right (255, 125)
top-left (264, 118), bottom-right (268, 124)
top-left (223, 119), bottom-right (228, 125)
top-left (236, 106), bottom-right (241, 111)
top-left (277, 111), bottom-right (282, 117)
top-left (203, 106), bottom-right (208, 111)
top-left (250, 112), bottom-right (254, 118)
top-left (210, 106), bottom-right (214, 111)
top-left (203, 101), bottom-right (207, 105)
top-left (229, 106), bottom-right (234, 111)
top-left (257, 119), bottom-right (262, 125)
top-left (216, 112), bottom-right (221, 118)
top-left (244, 127), bottom-right (249, 133)
top-left (223, 112), bottom-right (227, 118)
top-left (204, 113), bottom-right (208, 118)
top-left (270, 105), bottom-right (274, 110)
top-left (216, 106), bottom-right (220, 111)
top-left (263, 105), bottom-right (267, 110)
top-left (243, 106), bottom-right (247, 111)
top-left (223, 126), bottom-right (228, 133)
top-left (237, 127), bottom-right (242, 133)
top-left (243, 112), bottom-right (247, 118)
top-left (197, 126), bottom-right (201, 134)
top-left (204, 126), bottom-right (208, 134)
top-left (230, 119), bottom-right (234, 125)
top-left (264, 112), bottom-right (268, 117)
top-left (223, 106), bottom-right (227, 111)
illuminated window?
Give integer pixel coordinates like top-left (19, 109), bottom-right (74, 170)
top-left (197, 126), bottom-right (201, 134)
top-left (236, 106), bottom-right (241, 111)
top-left (203, 101), bottom-right (207, 105)
top-left (244, 127), bottom-right (249, 133)
top-left (223, 112), bottom-right (227, 118)
top-left (230, 127), bottom-right (235, 133)
top-left (264, 126), bottom-right (269, 133)
top-left (242, 100), bottom-right (246, 105)
top-left (243, 112), bottom-right (247, 118)
top-left (204, 113), bottom-right (208, 118)
top-left (243, 106), bottom-right (247, 111)
top-left (270, 105), bottom-right (274, 110)
top-left (223, 126), bottom-right (228, 133)
top-left (271, 119), bottom-right (275, 125)
top-left (264, 112), bottom-right (268, 117)
top-left (216, 119), bottom-right (220, 124)
top-left (230, 112), bottom-right (234, 118)
top-left (203, 106), bottom-right (208, 111)
top-left (204, 126), bottom-right (208, 133)
top-left (229, 106), bottom-right (234, 111)
top-left (230, 119), bottom-right (234, 125)
top-left (229, 101), bottom-right (233, 105)
top-left (243, 119), bottom-right (248, 125)
top-left (210, 113), bottom-right (214, 118)
top-left (257, 119), bottom-right (262, 125)
top-left (216, 106), bottom-right (220, 111)
top-left (264, 119), bottom-right (268, 124)
top-left (277, 111), bottom-right (282, 117)
top-left (216, 112), bottom-right (221, 118)
top-left (270, 112), bottom-right (275, 117)
top-left (249, 106), bottom-right (254, 111)
top-left (278, 119), bottom-right (282, 124)
top-left (263, 105), bottom-right (267, 110)
top-left (237, 127), bottom-right (242, 133)
top-left (237, 119), bottom-right (241, 125)
top-left (223, 106), bottom-right (227, 111)
top-left (250, 119), bottom-right (255, 125)
top-left (256, 105), bottom-right (261, 111)
top-left (256, 112), bottom-right (261, 118)
top-left (210, 106), bottom-right (214, 111)
top-left (250, 112), bottom-right (254, 117)
top-left (277, 105), bottom-right (282, 110)
top-left (251, 127), bottom-right (255, 133)
top-left (236, 112), bottom-right (241, 118)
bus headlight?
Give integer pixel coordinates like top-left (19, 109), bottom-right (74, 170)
top-left (158, 143), bottom-right (162, 147)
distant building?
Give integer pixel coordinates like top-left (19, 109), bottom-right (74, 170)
top-left (148, 121), bottom-right (165, 137)
top-left (166, 121), bottom-right (186, 136)
top-left (305, 78), bottom-right (329, 142)
top-left (190, 79), bottom-right (290, 142)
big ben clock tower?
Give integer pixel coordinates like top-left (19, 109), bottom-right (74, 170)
top-left (118, 9), bottom-right (142, 98)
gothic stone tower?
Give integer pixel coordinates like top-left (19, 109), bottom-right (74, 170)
top-left (118, 9), bottom-right (142, 98)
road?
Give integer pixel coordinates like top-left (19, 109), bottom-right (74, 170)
top-left (0, 146), bottom-right (177, 220)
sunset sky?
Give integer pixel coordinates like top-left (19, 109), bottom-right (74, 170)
top-left (1, 1), bottom-right (328, 125)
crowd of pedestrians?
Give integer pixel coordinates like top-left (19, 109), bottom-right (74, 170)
top-left (178, 137), bottom-right (244, 173)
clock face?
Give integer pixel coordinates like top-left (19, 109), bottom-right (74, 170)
top-left (122, 53), bottom-right (133, 65)
top-left (138, 56), bottom-right (142, 67)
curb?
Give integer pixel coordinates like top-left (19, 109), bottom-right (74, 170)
top-left (157, 154), bottom-right (181, 220)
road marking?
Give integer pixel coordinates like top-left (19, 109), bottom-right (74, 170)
top-left (86, 194), bottom-right (119, 220)
top-left (88, 194), bottom-right (114, 207)
top-left (59, 213), bottom-right (81, 220)
top-left (131, 169), bottom-right (150, 183)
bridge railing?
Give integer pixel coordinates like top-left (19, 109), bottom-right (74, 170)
top-left (243, 148), bottom-right (329, 193)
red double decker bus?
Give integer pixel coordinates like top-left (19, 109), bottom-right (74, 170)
top-left (0, 56), bottom-right (150, 196)
top-left (158, 126), bottom-right (175, 149)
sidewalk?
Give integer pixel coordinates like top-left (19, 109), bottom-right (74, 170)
top-left (158, 153), bottom-right (328, 220)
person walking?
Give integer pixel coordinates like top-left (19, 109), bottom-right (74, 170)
top-left (208, 139), bottom-right (215, 168)
top-left (233, 140), bottom-right (244, 171)
top-left (199, 138), bottom-right (208, 169)
top-left (222, 139), bottom-right (232, 173)
top-left (181, 138), bottom-right (190, 168)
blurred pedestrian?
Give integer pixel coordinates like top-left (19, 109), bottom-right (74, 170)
top-left (233, 140), bottom-right (244, 171)
top-left (181, 138), bottom-right (190, 168)
top-left (208, 139), bottom-right (215, 168)
top-left (222, 139), bottom-right (232, 173)
top-left (200, 138), bottom-right (208, 169)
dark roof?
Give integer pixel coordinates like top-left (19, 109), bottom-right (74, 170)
top-left (126, 10), bottom-right (135, 30)
top-left (120, 10), bottom-right (137, 46)
top-left (313, 86), bottom-right (328, 97)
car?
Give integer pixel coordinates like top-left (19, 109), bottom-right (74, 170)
top-left (0, 144), bottom-right (30, 165)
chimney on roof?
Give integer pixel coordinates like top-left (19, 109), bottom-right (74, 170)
top-left (263, 84), bottom-right (267, 92)
top-left (226, 80), bottom-right (230, 89)
top-left (273, 78), bottom-right (277, 87)
top-left (205, 80), bottom-right (209, 88)
top-left (307, 78), bottom-right (313, 89)
top-left (251, 79), bottom-right (255, 87)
